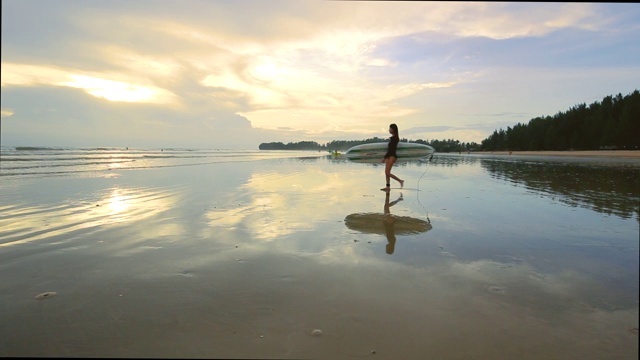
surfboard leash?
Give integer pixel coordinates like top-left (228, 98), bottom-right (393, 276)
top-left (416, 153), bottom-right (434, 221)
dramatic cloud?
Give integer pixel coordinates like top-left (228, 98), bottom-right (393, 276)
top-left (2, 1), bottom-right (639, 148)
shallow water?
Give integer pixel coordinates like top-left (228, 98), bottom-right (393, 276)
top-left (0, 151), bottom-right (638, 359)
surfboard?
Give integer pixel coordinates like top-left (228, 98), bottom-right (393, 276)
top-left (344, 142), bottom-right (435, 163)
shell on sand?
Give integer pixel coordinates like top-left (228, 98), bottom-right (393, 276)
top-left (486, 286), bottom-right (507, 295)
top-left (34, 291), bottom-right (57, 300)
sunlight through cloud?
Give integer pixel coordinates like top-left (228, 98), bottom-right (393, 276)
top-left (62, 75), bottom-right (167, 103)
top-left (2, 63), bottom-right (178, 105)
top-left (1, 1), bottom-right (638, 147)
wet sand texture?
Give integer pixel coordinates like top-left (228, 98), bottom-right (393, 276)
top-left (1, 154), bottom-right (638, 359)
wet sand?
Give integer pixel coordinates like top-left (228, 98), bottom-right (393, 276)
top-left (0, 155), bottom-right (638, 359)
top-left (471, 150), bottom-right (640, 158)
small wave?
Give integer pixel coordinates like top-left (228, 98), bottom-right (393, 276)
top-left (0, 156), bottom-right (141, 162)
top-left (0, 148), bottom-right (326, 178)
top-left (141, 154), bottom-right (210, 159)
top-left (85, 147), bottom-right (123, 151)
top-left (142, 155), bottom-right (176, 159)
top-left (1, 159), bottom-right (138, 170)
top-left (12, 146), bottom-right (131, 152)
top-left (15, 146), bottom-right (65, 151)
top-left (158, 148), bottom-right (196, 152)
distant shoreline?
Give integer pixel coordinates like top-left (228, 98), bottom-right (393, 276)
top-left (468, 150), bottom-right (640, 159)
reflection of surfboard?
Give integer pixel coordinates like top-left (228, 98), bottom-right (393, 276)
top-left (345, 142), bottom-right (435, 163)
top-left (344, 213), bottom-right (432, 235)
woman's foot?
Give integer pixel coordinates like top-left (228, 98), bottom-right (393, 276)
top-left (380, 186), bottom-right (390, 192)
top-left (399, 179), bottom-right (404, 188)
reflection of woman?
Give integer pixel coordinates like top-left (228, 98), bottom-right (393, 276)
top-left (384, 191), bottom-right (403, 214)
top-left (381, 124), bottom-right (404, 192)
top-left (383, 191), bottom-right (403, 254)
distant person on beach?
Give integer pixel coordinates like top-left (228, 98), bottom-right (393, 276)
top-left (381, 123), bottom-right (404, 192)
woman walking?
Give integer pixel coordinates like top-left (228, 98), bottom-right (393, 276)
top-left (381, 123), bottom-right (404, 192)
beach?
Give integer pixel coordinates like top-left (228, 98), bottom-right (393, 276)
top-left (1, 149), bottom-right (638, 359)
top-left (471, 150), bottom-right (640, 158)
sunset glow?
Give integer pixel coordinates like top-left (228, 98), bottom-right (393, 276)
top-left (2, 1), bottom-right (639, 148)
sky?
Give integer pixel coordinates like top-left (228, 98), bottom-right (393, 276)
top-left (2, 1), bottom-right (639, 149)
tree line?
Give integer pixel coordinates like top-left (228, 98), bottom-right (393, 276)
top-left (480, 90), bottom-right (640, 151)
top-left (259, 137), bottom-right (390, 151)
top-left (259, 137), bottom-right (480, 153)
top-left (259, 90), bottom-right (639, 153)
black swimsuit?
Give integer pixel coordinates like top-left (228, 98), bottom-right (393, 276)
top-left (384, 136), bottom-right (399, 159)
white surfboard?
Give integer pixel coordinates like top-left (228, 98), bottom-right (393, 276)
top-left (345, 142), bottom-right (435, 163)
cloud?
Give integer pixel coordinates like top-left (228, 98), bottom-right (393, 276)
top-left (2, 1), bottom-right (639, 147)
top-left (2, 63), bottom-right (179, 105)
top-left (0, 85), bottom-right (269, 149)
top-left (403, 126), bottom-right (455, 135)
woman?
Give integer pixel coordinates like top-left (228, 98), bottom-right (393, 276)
top-left (381, 123), bottom-right (404, 192)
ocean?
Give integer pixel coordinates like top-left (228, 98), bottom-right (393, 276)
top-left (0, 146), bottom-right (325, 178)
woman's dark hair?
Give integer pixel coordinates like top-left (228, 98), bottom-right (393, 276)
top-left (389, 123), bottom-right (399, 135)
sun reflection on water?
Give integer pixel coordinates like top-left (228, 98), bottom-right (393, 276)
top-left (0, 186), bottom-right (179, 248)
top-left (108, 193), bottom-right (131, 213)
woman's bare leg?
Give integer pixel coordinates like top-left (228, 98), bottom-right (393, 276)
top-left (381, 157), bottom-right (403, 191)
top-left (390, 173), bottom-right (404, 187)
top-left (381, 158), bottom-right (392, 191)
